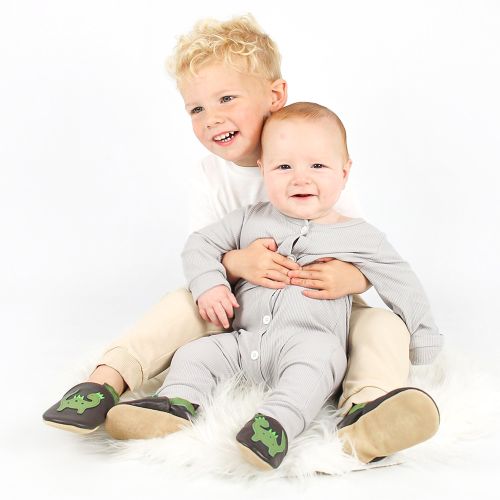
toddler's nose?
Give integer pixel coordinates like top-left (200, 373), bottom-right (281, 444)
top-left (205, 112), bottom-right (224, 128)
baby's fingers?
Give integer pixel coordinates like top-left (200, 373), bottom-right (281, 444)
top-left (229, 292), bottom-right (240, 308)
top-left (206, 307), bottom-right (222, 328)
top-left (214, 302), bottom-right (230, 329)
top-left (220, 297), bottom-right (235, 320)
top-left (198, 307), bottom-right (209, 323)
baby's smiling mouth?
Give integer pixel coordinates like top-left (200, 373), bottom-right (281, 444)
top-left (213, 131), bottom-right (239, 143)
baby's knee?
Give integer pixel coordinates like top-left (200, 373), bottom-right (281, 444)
top-left (172, 336), bottom-right (211, 363)
top-left (304, 334), bottom-right (346, 366)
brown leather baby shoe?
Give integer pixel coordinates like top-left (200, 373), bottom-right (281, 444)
top-left (105, 396), bottom-right (198, 440)
top-left (236, 413), bottom-right (288, 470)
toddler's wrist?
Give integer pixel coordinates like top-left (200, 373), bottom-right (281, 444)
top-left (222, 249), bottom-right (243, 283)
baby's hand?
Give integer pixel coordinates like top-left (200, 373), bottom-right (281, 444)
top-left (197, 285), bottom-right (239, 329)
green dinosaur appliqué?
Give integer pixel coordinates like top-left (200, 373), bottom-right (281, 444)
top-left (251, 415), bottom-right (287, 457)
top-left (57, 391), bottom-right (105, 414)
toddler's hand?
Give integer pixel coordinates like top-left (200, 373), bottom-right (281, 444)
top-left (197, 285), bottom-right (239, 329)
top-left (222, 238), bottom-right (301, 289)
top-left (288, 258), bottom-right (369, 299)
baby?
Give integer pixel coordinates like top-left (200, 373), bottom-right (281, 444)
top-left (105, 102), bottom-right (442, 470)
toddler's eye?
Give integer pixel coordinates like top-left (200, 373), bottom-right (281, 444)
top-left (277, 164), bottom-right (291, 170)
top-left (220, 96), bottom-right (234, 103)
top-left (312, 163), bottom-right (325, 169)
top-left (190, 106), bottom-right (203, 115)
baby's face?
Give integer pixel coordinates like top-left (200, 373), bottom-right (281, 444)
top-left (259, 118), bottom-right (350, 221)
top-left (179, 63), bottom-right (274, 167)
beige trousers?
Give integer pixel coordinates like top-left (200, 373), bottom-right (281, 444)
top-left (99, 288), bottom-right (410, 412)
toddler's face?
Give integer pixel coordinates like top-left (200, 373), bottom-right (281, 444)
top-left (259, 118), bottom-right (351, 222)
top-left (179, 63), bottom-right (274, 167)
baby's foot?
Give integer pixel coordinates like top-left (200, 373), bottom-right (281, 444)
top-left (236, 413), bottom-right (288, 470)
top-left (105, 396), bottom-right (198, 440)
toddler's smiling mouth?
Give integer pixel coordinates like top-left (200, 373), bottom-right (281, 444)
top-left (213, 131), bottom-right (239, 144)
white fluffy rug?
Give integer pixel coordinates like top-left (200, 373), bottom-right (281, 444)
top-left (82, 346), bottom-right (500, 480)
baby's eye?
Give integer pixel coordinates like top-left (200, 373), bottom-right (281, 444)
top-left (312, 163), bottom-right (325, 169)
top-left (277, 164), bottom-right (291, 170)
top-left (190, 106), bottom-right (203, 115)
top-left (220, 96), bottom-right (234, 103)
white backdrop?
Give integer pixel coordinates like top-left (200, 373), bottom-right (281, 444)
top-left (1, 1), bottom-right (500, 498)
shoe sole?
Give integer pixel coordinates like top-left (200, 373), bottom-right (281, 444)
top-left (237, 442), bottom-right (273, 471)
top-left (337, 388), bottom-right (440, 463)
top-left (105, 404), bottom-right (188, 440)
top-left (43, 420), bottom-right (98, 434)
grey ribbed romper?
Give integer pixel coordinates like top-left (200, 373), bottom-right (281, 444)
top-left (158, 202), bottom-right (442, 440)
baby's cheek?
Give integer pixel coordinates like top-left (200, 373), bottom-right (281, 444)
top-left (267, 186), bottom-right (285, 208)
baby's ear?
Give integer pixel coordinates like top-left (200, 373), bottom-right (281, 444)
top-left (342, 159), bottom-right (352, 183)
top-left (257, 159), bottom-right (263, 171)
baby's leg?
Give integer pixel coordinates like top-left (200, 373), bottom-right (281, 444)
top-left (258, 332), bottom-right (347, 440)
top-left (157, 332), bottom-right (242, 406)
top-left (236, 332), bottom-right (346, 469)
top-left (105, 332), bottom-right (241, 440)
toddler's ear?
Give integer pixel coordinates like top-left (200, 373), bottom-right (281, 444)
top-left (257, 159), bottom-right (263, 172)
top-left (270, 79), bottom-right (287, 112)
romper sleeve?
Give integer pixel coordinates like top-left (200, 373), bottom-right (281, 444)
top-left (182, 206), bottom-right (248, 302)
top-left (356, 234), bottom-right (444, 365)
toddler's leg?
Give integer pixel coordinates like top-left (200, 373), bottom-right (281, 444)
top-left (336, 297), bottom-right (440, 463)
top-left (339, 297), bottom-right (410, 409)
top-left (236, 333), bottom-right (346, 469)
top-left (105, 333), bottom-right (241, 440)
top-left (43, 288), bottom-right (221, 434)
top-left (99, 288), bottom-right (221, 391)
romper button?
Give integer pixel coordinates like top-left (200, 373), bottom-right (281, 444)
top-left (287, 255), bottom-right (296, 262)
top-left (250, 350), bottom-right (259, 360)
top-left (300, 225), bottom-right (308, 235)
top-left (262, 315), bottom-right (271, 325)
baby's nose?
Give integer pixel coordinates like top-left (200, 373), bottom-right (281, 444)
top-left (292, 173), bottom-right (312, 184)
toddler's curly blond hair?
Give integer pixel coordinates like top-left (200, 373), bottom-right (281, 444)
top-left (167, 14), bottom-right (282, 85)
